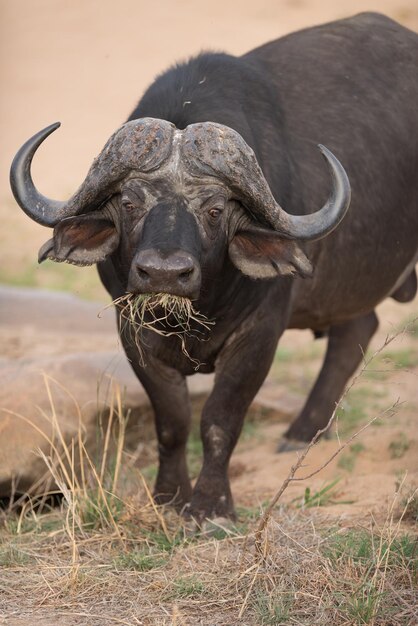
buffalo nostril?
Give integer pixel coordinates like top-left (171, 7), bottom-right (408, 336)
top-left (136, 267), bottom-right (149, 279)
top-left (179, 268), bottom-right (194, 280)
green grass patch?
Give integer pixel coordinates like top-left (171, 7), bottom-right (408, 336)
top-left (382, 348), bottom-right (418, 369)
top-left (274, 346), bottom-right (294, 363)
top-left (395, 315), bottom-right (418, 339)
top-left (187, 429), bottom-right (203, 479)
top-left (329, 530), bottom-right (418, 624)
top-left (336, 582), bottom-right (382, 625)
top-left (363, 345), bottom-right (418, 381)
top-left (336, 387), bottom-right (387, 436)
top-left (294, 478), bottom-right (354, 509)
top-left (114, 549), bottom-right (166, 571)
top-left (143, 528), bottom-right (186, 553)
top-left (271, 341), bottom-right (325, 391)
top-left (170, 575), bottom-right (206, 599)
top-left (141, 463), bottom-right (158, 483)
top-left (0, 544), bottom-right (29, 567)
top-left (78, 490), bottom-right (125, 531)
top-left (253, 591), bottom-right (292, 625)
top-left (325, 529), bottom-right (417, 575)
top-left (0, 260), bottom-right (105, 301)
top-left (399, 483), bottom-right (418, 523)
top-left (5, 511), bottom-right (63, 536)
top-left (404, 493), bottom-right (418, 522)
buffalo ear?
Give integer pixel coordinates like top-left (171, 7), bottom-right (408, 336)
top-left (38, 212), bottom-right (119, 266)
top-left (229, 227), bottom-right (313, 279)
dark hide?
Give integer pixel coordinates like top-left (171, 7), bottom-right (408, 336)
top-left (16, 13), bottom-right (418, 521)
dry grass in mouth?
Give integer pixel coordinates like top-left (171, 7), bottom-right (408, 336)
top-left (109, 293), bottom-right (214, 368)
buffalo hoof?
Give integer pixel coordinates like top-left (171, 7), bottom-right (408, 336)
top-left (182, 496), bottom-right (236, 526)
top-left (153, 487), bottom-right (192, 513)
top-left (276, 437), bottom-right (308, 453)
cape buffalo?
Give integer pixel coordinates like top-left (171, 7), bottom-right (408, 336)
top-left (10, 12), bottom-right (418, 521)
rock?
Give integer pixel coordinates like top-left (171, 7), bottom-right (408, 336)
top-left (0, 352), bottom-right (144, 495)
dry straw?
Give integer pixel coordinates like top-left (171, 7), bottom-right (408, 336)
top-left (106, 293), bottom-right (214, 368)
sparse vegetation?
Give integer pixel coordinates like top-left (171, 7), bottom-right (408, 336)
top-left (0, 260), bottom-right (105, 301)
top-left (253, 590), bottom-right (292, 625)
top-left (169, 575), bottom-right (206, 599)
top-left (294, 478), bottom-right (350, 508)
top-left (325, 528), bottom-right (417, 572)
top-left (396, 478), bottom-right (418, 523)
top-left (382, 347), bottom-right (418, 369)
top-left (389, 432), bottom-right (410, 459)
top-left (114, 549), bottom-right (167, 571)
top-left (403, 489), bottom-right (418, 522)
top-left (1, 402), bottom-right (417, 625)
top-left (338, 442), bottom-right (365, 472)
top-left (0, 544), bottom-right (29, 567)
top-left (336, 387), bottom-right (387, 435)
top-left (364, 343), bottom-right (418, 379)
top-left (404, 316), bottom-right (418, 338)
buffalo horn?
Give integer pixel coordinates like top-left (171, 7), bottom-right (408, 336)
top-left (9, 123), bottom-right (72, 227)
top-left (10, 119), bottom-right (176, 228)
top-left (280, 144), bottom-right (351, 240)
top-left (182, 123), bottom-right (351, 241)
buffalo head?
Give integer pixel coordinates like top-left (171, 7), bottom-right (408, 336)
top-left (10, 118), bottom-right (350, 300)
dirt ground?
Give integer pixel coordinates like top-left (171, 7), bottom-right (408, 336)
top-left (0, 2), bottom-right (417, 624)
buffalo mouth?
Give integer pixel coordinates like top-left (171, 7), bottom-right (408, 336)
top-left (111, 292), bottom-right (214, 365)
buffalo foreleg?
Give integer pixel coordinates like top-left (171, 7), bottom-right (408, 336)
top-left (283, 310), bottom-right (379, 444)
top-left (121, 341), bottom-right (193, 508)
top-left (141, 366), bottom-right (192, 507)
top-left (187, 317), bottom-right (284, 522)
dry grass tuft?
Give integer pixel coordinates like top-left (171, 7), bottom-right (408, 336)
top-left (106, 292), bottom-right (214, 368)
top-left (1, 497), bottom-right (416, 625)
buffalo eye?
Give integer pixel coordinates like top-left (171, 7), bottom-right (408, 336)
top-left (208, 208), bottom-right (222, 220)
top-left (123, 201), bottom-right (135, 213)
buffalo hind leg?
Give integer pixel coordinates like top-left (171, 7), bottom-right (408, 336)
top-left (282, 310), bottom-right (379, 445)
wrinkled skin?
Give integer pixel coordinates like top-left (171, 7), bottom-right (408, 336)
top-left (11, 13), bottom-right (418, 521)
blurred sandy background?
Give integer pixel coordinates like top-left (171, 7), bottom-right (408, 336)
top-left (1, 0), bottom-right (418, 298)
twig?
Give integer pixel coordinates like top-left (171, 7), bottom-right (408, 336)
top-left (251, 321), bottom-right (409, 557)
top-left (253, 414), bottom-right (334, 554)
top-left (293, 399), bottom-right (401, 482)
